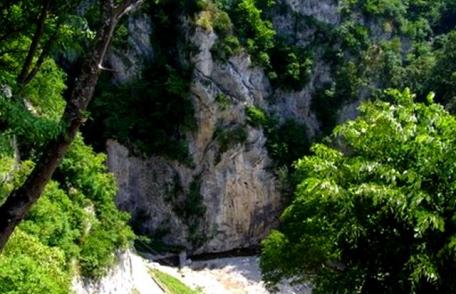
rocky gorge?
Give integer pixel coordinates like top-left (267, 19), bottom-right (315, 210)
top-left (101, 0), bottom-right (349, 256)
top-left (94, 1), bottom-right (346, 253)
top-left (3, 0), bottom-right (455, 292)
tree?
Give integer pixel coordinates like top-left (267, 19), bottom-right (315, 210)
top-left (0, 0), bottom-right (144, 250)
top-left (261, 89), bottom-right (456, 293)
top-left (0, 0), bottom-right (85, 88)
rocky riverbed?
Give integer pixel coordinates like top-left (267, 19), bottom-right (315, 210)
top-left (73, 251), bottom-right (311, 294)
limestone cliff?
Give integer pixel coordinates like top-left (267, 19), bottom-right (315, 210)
top-left (105, 0), bottom-right (353, 253)
top-left (107, 24), bottom-right (282, 252)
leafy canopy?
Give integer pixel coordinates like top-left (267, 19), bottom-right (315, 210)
top-left (261, 89), bottom-right (456, 293)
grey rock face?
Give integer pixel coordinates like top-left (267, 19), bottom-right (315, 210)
top-left (107, 21), bottom-right (282, 252)
top-left (271, 0), bottom-right (338, 47)
top-left (106, 0), bottom-right (369, 254)
top-left (284, 0), bottom-right (340, 25)
top-left (1, 85), bottom-right (12, 98)
top-left (107, 141), bottom-right (190, 245)
top-left (107, 12), bottom-right (154, 84)
top-left (268, 58), bottom-right (332, 138)
top-left (72, 250), bottom-right (164, 294)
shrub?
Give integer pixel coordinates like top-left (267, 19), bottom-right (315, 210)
top-left (245, 105), bottom-right (268, 127)
top-left (215, 93), bottom-right (231, 110)
top-left (0, 230), bottom-right (70, 294)
top-left (214, 125), bottom-right (248, 154)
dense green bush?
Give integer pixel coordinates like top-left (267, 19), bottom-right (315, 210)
top-left (0, 134), bottom-right (134, 290)
top-left (58, 135), bottom-right (134, 277)
top-left (214, 125), bottom-right (248, 154)
top-left (261, 89), bottom-right (456, 293)
top-left (215, 93), bottom-right (231, 110)
top-left (246, 106), bottom-right (268, 127)
top-left (232, 0), bottom-right (276, 66)
top-left (0, 230), bottom-right (71, 294)
top-left (87, 67), bottom-right (195, 163)
top-left (265, 119), bottom-right (310, 167)
top-left (209, 0), bottom-right (275, 66)
top-left (429, 31), bottom-right (456, 109)
top-left (268, 42), bottom-right (313, 90)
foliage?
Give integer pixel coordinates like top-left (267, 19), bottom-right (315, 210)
top-left (21, 59), bottom-right (67, 121)
top-left (0, 0), bottom-right (92, 88)
top-left (261, 89), bottom-right (456, 293)
top-left (429, 31), bottom-right (456, 109)
top-left (196, 0), bottom-right (233, 35)
top-left (87, 67), bottom-right (195, 163)
top-left (0, 230), bottom-right (71, 294)
top-left (0, 133), bottom-right (134, 289)
top-left (209, 0), bottom-right (276, 67)
top-left (19, 181), bottom-right (85, 260)
top-left (0, 59), bottom-right (65, 152)
top-left (312, 60), bottom-right (363, 135)
top-left (215, 93), bottom-right (231, 110)
top-left (214, 125), bottom-right (248, 154)
top-left (0, 0), bottom-right (133, 292)
top-left (85, 1), bottom-right (196, 164)
top-left (336, 21), bottom-right (370, 52)
top-left (245, 105), bottom-right (310, 167)
top-left (175, 177), bottom-right (207, 246)
top-left (0, 138), bottom-right (34, 205)
top-left (232, 0), bottom-right (276, 66)
top-left (58, 135), bottom-right (134, 278)
top-left (6, 135), bottom-right (134, 280)
top-left (265, 119), bottom-right (310, 168)
top-left (246, 105), bottom-right (268, 127)
top-left (268, 42), bottom-right (313, 89)
top-left (304, 0), bottom-right (456, 134)
top-left (150, 268), bottom-right (201, 294)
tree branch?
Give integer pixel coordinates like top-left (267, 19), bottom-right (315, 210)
top-left (114, 0), bottom-right (144, 20)
top-left (0, 0), bottom-right (143, 251)
top-left (16, 0), bottom-right (51, 86)
top-left (0, 28), bottom-right (22, 44)
top-left (21, 21), bottom-right (63, 86)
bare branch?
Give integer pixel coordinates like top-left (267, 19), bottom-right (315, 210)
top-left (114, 0), bottom-right (144, 20)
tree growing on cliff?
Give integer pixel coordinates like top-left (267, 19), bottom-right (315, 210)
top-left (0, 0), bottom-right (144, 250)
top-left (261, 89), bottom-right (456, 293)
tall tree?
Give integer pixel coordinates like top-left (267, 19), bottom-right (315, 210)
top-left (261, 89), bottom-right (456, 293)
top-left (0, 0), bottom-right (144, 250)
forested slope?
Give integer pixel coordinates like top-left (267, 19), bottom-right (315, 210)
top-left (2, 0), bottom-right (456, 293)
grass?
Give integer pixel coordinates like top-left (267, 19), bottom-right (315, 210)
top-left (149, 269), bottom-right (201, 294)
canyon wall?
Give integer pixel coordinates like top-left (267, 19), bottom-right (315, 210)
top-left (106, 0), bottom-right (349, 253)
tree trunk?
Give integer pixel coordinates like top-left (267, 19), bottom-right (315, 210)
top-left (0, 0), bottom-right (143, 251)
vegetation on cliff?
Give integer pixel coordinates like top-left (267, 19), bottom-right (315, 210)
top-left (3, 0), bottom-right (456, 293)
